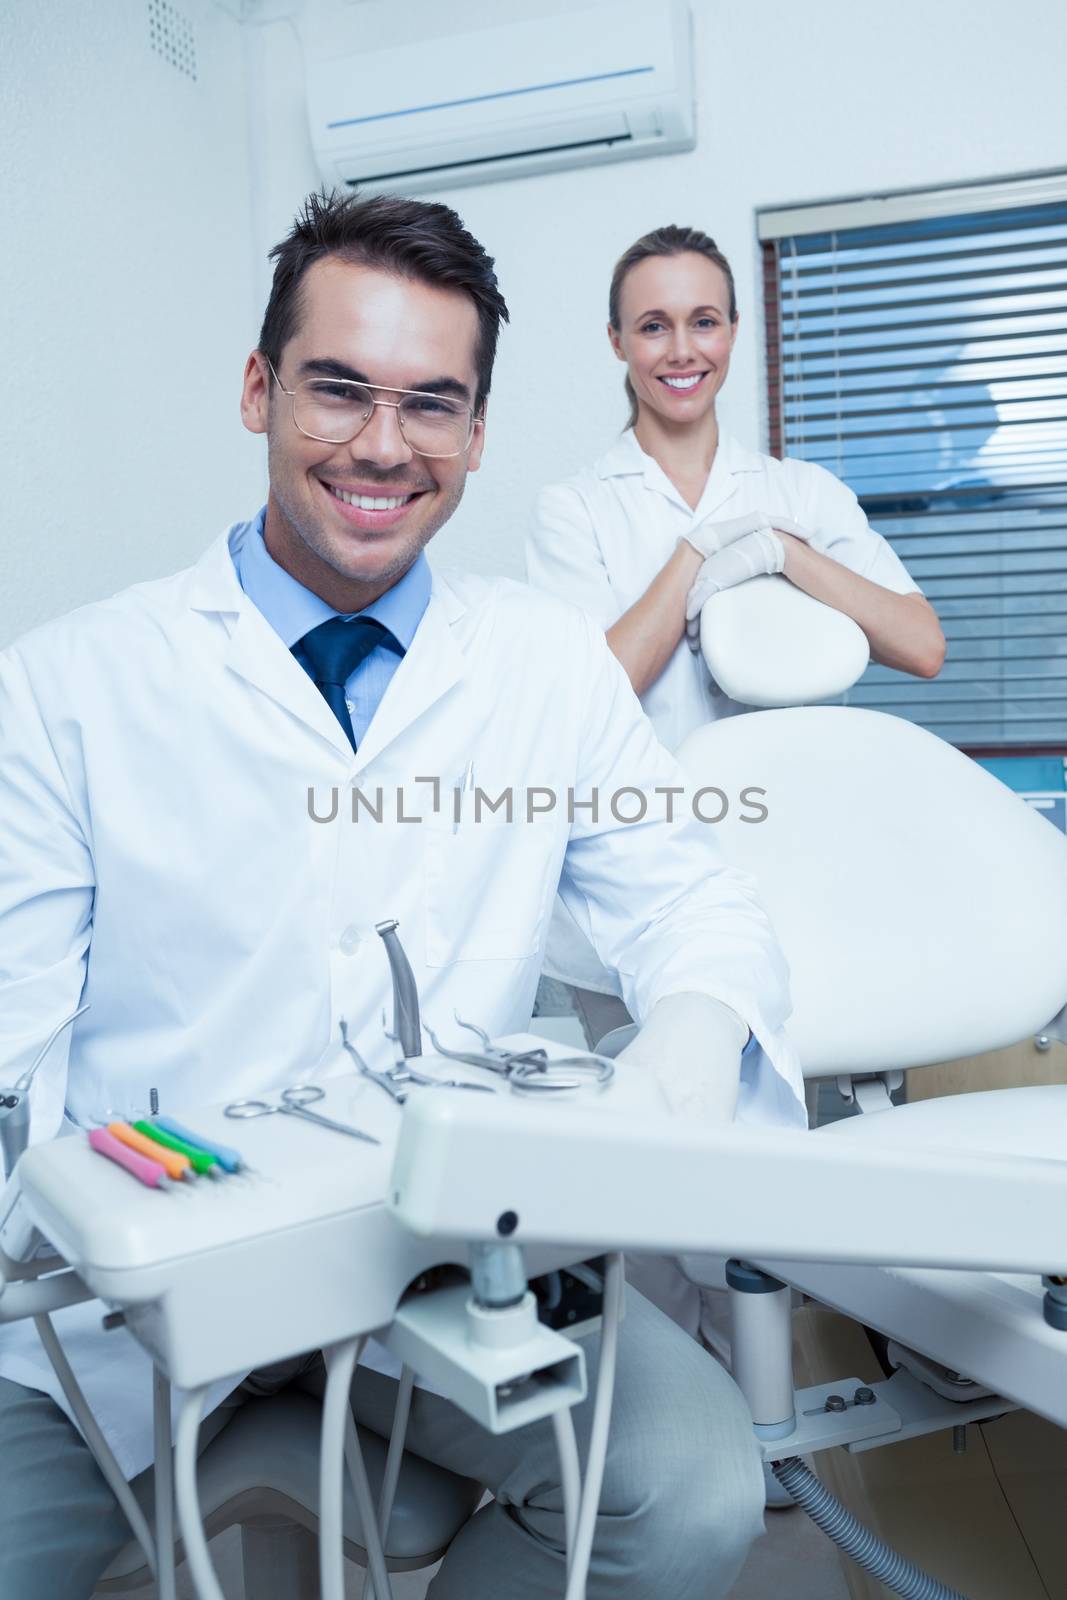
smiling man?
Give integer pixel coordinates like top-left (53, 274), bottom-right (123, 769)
top-left (0, 192), bottom-right (804, 1599)
top-left (250, 253), bottom-right (486, 601)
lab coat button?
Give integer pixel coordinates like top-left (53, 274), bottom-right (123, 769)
top-left (339, 926), bottom-right (361, 956)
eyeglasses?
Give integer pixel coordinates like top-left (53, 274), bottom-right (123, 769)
top-left (266, 359), bottom-right (479, 458)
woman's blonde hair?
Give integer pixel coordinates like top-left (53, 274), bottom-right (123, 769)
top-left (608, 224), bottom-right (737, 428)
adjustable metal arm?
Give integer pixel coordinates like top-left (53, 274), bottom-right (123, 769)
top-left (390, 1093), bottom-right (1067, 1281)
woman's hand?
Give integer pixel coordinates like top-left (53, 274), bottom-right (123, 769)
top-left (605, 539), bottom-right (704, 695)
top-left (684, 520), bottom-right (811, 650)
top-left (681, 507), bottom-right (805, 559)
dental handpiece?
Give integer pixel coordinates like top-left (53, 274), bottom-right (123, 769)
top-left (375, 918), bottom-right (423, 1059)
top-left (0, 1095), bottom-right (30, 1183)
top-left (1, 1004), bottom-right (90, 1178)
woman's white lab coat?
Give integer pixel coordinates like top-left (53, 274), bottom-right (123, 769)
top-left (0, 520), bottom-right (803, 1476)
top-left (527, 429), bottom-right (921, 754)
top-left (526, 430), bottom-right (923, 993)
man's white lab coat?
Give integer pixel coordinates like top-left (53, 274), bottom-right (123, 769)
top-left (0, 521), bottom-right (801, 1475)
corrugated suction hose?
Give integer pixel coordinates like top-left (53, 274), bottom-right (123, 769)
top-left (771, 1456), bottom-right (971, 1600)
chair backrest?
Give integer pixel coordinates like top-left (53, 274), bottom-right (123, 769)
top-left (677, 706), bottom-right (1067, 1076)
top-left (699, 574), bottom-right (870, 706)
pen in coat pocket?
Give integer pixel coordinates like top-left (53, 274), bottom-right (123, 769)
top-left (453, 759), bottom-right (475, 834)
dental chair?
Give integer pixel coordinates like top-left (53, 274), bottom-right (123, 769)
top-left (92, 576), bottom-right (1067, 1598)
top-left (93, 1392), bottom-right (480, 1597)
top-left (684, 568), bottom-right (1067, 1149)
top-left (663, 575), bottom-right (1067, 1592)
top-left (674, 688), bottom-right (1067, 1318)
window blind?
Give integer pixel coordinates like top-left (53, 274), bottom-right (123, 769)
top-left (761, 192), bottom-right (1067, 749)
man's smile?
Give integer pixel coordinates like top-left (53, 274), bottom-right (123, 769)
top-left (318, 476), bottom-right (431, 530)
top-left (325, 484), bottom-right (419, 509)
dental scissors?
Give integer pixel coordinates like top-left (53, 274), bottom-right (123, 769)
top-left (224, 1084), bottom-right (380, 1145)
top-left (424, 1015), bottom-right (615, 1093)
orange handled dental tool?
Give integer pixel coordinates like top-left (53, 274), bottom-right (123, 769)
top-left (107, 1122), bottom-right (197, 1182)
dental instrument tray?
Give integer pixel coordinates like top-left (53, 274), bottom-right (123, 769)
top-left (14, 1036), bottom-right (657, 1390)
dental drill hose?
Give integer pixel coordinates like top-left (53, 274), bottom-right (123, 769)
top-left (362, 1365), bottom-right (415, 1600)
top-left (321, 1339), bottom-right (362, 1600)
top-left (552, 1406), bottom-right (581, 1575)
top-left (175, 1387), bottom-right (225, 1600)
top-left (34, 1313), bottom-right (158, 1582)
top-left (321, 1339), bottom-right (394, 1600)
top-left (771, 1457), bottom-right (971, 1600)
top-left (563, 1253), bottom-right (625, 1600)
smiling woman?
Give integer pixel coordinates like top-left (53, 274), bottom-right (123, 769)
top-left (524, 222), bottom-right (946, 1339)
top-left (526, 222), bottom-right (944, 751)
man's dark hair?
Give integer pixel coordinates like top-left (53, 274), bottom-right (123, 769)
top-left (259, 190), bottom-right (509, 411)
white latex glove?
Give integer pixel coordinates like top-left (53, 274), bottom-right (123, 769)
top-left (680, 508), bottom-right (773, 559)
top-left (616, 992), bottom-right (749, 1122)
top-left (683, 518), bottom-right (812, 651)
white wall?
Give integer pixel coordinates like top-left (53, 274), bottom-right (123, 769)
top-left (5, 0), bottom-right (1067, 643)
top-left (1, 0), bottom-right (263, 646)
top-left (256, 0), bottom-right (1067, 579)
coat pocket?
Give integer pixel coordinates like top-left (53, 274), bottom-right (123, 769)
top-left (422, 818), bottom-right (557, 966)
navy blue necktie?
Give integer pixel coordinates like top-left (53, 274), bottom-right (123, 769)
top-left (293, 615), bottom-right (400, 751)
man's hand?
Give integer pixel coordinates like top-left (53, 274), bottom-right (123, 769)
top-left (684, 518), bottom-right (812, 651)
top-left (616, 992), bottom-right (749, 1122)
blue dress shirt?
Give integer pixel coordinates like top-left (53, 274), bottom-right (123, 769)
top-left (232, 508), bottom-right (431, 746)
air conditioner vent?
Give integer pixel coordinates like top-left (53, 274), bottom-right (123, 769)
top-left (148, 0), bottom-right (197, 81)
top-left (308, 0), bottom-right (694, 197)
top-left (343, 132), bottom-right (635, 190)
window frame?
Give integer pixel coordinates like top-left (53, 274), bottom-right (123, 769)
top-left (759, 171), bottom-right (1067, 759)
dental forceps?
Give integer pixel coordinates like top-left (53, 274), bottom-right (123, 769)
top-left (424, 1016), bottom-right (616, 1093)
top-left (340, 1021), bottom-right (494, 1105)
top-left (224, 1084), bottom-right (380, 1145)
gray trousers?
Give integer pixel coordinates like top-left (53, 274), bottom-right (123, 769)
top-left (0, 1287), bottom-right (764, 1600)
top-left (565, 985), bottom-right (633, 1053)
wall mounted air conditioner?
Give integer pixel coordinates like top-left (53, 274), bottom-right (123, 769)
top-left (307, 0), bottom-right (695, 196)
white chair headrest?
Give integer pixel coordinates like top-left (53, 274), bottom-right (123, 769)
top-left (700, 575), bottom-right (870, 707)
